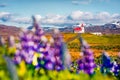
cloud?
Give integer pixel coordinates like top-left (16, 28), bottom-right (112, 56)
top-left (0, 12), bottom-right (32, 25)
top-left (69, 11), bottom-right (93, 20)
top-left (11, 17), bottom-right (32, 24)
top-left (41, 14), bottom-right (66, 25)
top-left (72, 0), bottom-right (92, 5)
top-left (0, 11), bottom-right (120, 27)
top-left (68, 11), bottom-right (120, 24)
top-left (99, 0), bottom-right (110, 2)
top-left (0, 12), bottom-right (12, 22)
top-left (112, 13), bottom-right (120, 19)
top-left (96, 12), bottom-right (111, 20)
top-left (0, 3), bottom-right (7, 7)
top-left (41, 11), bottom-right (116, 27)
top-left (33, 15), bottom-right (42, 23)
top-left (0, 12), bottom-right (10, 17)
top-left (72, 0), bottom-right (110, 5)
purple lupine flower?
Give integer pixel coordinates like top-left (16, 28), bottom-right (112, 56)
top-left (32, 16), bottom-right (45, 52)
top-left (79, 37), bottom-right (96, 75)
top-left (35, 28), bottom-right (64, 71)
top-left (32, 15), bottom-right (41, 30)
top-left (77, 59), bottom-right (83, 71)
top-left (13, 16), bottom-right (68, 71)
top-left (44, 61), bottom-right (54, 70)
top-left (25, 49), bottom-right (34, 64)
top-left (31, 16), bottom-right (53, 70)
top-left (14, 50), bottom-right (22, 64)
top-left (32, 15), bottom-right (44, 37)
top-left (101, 51), bottom-right (112, 68)
top-left (110, 61), bottom-right (120, 76)
top-left (51, 28), bottom-right (64, 71)
top-left (13, 16), bottom-right (45, 67)
top-left (14, 28), bottom-right (35, 64)
top-left (101, 51), bottom-right (113, 74)
top-left (32, 16), bottom-right (51, 69)
top-left (110, 52), bottom-right (120, 76)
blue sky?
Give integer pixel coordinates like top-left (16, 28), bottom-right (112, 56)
top-left (0, 0), bottom-right (120, 28)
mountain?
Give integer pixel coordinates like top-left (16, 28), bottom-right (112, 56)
top-left (104, 21), bottom-right (120, 29)
top-left (111, 21), bottom-right (120, 27)
top-left (55, 22), bottom-right (120, 34)
top-left (0, 21), bottom-right (120, 40)
top-left (0, 24), bottom-right (20, 40)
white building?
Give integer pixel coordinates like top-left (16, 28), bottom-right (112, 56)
top-left (73, 23), bottom-right (85, 33)
top-left (91, 32), bottom-right (102, 36)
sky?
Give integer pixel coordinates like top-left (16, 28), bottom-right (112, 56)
top-left (0, 0), bottom-right (120, 28)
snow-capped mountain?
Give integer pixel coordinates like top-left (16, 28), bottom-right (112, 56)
top-left (104, 21), bottom-right (120, 29)
top-left (111, 21), bottom-right (120, 28)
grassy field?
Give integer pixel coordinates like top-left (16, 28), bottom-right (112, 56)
top-left (0, 33), bottom-right (120, 80)
top-left (62, 33), bottom-right (120, 60)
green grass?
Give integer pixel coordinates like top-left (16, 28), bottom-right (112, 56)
top-left (81, 33), bottom-right (120, 45)
top-left (65, 33), bottom-right (120, 52)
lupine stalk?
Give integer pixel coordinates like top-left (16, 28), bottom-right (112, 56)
top-left (3, 55), bottom-right (19, 80)
top-left (50, 28), bottom-right (64, 71)
top-left (0, 36), bottom-right (6, 54)
top-left (79, 37), bottom-right (96, 75)
top-left (110, 61), bottom-right (120, 76)
top-left (101, 51), bottom-right (113, 74)
top-left (61, 42), bottom-right (71, 69)
top-left (13, 16), bottom-right (66, 71)
top-left (7, 36), bottom-right (16, 56)
top-left (77, 58), bottom-right (84, 72)
top-left (0, 36), bottom-right (5, 47)
top-left (8, 36), bottom-right (15, 47)
top-left (112, 52), bottom-right (120, 76)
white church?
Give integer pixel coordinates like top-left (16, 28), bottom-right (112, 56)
top-left (73, 23), bottom-right (85, 33)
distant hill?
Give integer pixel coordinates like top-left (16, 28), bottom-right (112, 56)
top-left (85, 26), bottom-right (120, 34)
top-left (57, 21), bottom-right (120, 34)
top-left (85, 21), bottom-right (120, 34)
top-left (0, 21), bottom-right (120, 41)
top-left (0, 24), bottom-right (20, 40)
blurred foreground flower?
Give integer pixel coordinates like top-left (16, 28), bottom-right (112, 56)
top-left (7, 36), bottom-right (16, 56)
top-left (3, 55), bottom-right (18, 80)
top-left (110, 61), bottom-right (120, 76)
top-left (101, 51), bottom-right (113, 74)
top-left (79, 37), bottom-right (96, 75)
top-left (0, 36), bottom-right (5, 54)
top-left (1, 15), bottom-right (119, 80)
top-left (0, 36), bottom-right (5, 47)
top-left (13, 16), bottom-right (71, 71)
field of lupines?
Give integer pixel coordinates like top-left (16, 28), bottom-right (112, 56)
top-left (0, 16), bottom-right (120, 80)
